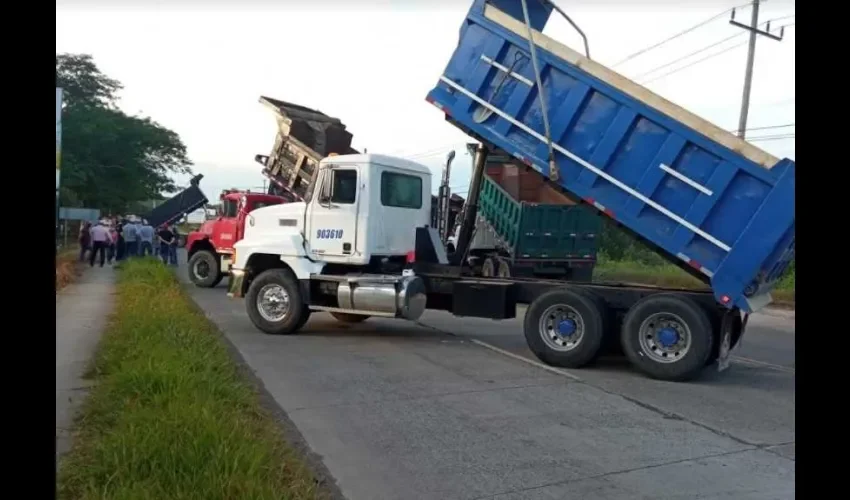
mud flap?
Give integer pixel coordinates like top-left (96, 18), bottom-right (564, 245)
top-left (717, 311), bottom-right (748, 373)
top-left (717, 328), bottom-right (732, 372)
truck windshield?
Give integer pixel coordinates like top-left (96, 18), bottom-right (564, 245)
top-left (222, 200), bottom-right (238, 218)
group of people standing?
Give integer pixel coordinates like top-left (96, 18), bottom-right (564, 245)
top-left (79, 216), bottom-right (181, 268)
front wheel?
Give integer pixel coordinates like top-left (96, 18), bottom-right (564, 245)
top-left (188, 250), bottom-right (221, 288)
top-left (620, 294), bottom-right (713, 381)
top-left (245, 268), bottom-right (309, 335)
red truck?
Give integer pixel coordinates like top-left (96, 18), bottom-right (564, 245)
top-left (186, 189), bottom-right (286, 287)
top-left (186, 96), bottom-right (357, 288)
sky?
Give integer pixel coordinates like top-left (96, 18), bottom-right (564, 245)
top-left (56, 0), bottom-right (795, 203)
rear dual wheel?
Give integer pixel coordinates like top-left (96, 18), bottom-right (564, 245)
top-left (481, 257), bottom-right (511, 278)
top-left (524, 289), bottom-right (713, 381)
top-left (620, 294), bottom-right (713, 382)
top-left (523, 288), bottom-right (607, 369)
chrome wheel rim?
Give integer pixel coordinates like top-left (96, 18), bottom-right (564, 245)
top-left (257, 284), bottom-right (290, 322)
top-left (538, 304), bottom-right (584, 352)
top-left (638, 312), bottom-right (692, 363)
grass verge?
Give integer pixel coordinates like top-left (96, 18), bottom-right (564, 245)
top-left (57, 258), bottom-right (328, 500)
top-left (57, 246), bottom-right (82, 291)
top-left (595, 258), bottom-right (795, 309)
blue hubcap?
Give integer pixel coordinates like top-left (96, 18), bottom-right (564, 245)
top-left (557, 319), bottom-right (577, 337)
top-left (657, 327), bottom-right (679, 348)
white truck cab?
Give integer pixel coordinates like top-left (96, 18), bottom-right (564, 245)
top-left (233, 153), bottom-right (432, 272)
top-left (228, 153), bottom-right (435, 334)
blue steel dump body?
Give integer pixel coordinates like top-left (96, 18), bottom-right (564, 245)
top-left (426, 0), bottom-right (795, 313)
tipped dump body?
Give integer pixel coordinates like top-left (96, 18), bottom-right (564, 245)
top-left (426, 0), bottom-right (795, 312)
top-left (145, 174), bottom-right (209, 228)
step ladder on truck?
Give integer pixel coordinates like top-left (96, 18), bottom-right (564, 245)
top-left (226, 0), bottom-right (795, 382)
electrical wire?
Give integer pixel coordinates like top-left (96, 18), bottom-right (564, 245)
top-left (747, 133), bottom-right (795, 142)
top-left (639, 39), bottom-right (750, 84)
top-left (730, 123), bottom-right (794, 133)
top-left (632, 12), bottom-right (793, 82)
top-left (643, 22), bottom-right (795, 85)
top-left (613, 2), bottom-right (751, 67)
top-left (633, 31), bottom-right (747, 81)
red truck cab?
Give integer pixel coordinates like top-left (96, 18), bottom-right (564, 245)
top-left (186, 190), bottom-right (287, 287)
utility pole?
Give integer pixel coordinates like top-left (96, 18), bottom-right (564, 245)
top-left (730, 0), bottom-right (785, 139)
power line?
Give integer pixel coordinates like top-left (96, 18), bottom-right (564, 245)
top-left (748, 133), bottom-right (795, 142)
top-left (640, 38), bottom-right (751, 84)
top-left (613, 2), bottom-right (750, 67)
top-left (634, 15), bottom-right (793, 82)
top-left (731, 122), bottom-right (794, 133)
top-left (766, 14), bottom-right (795, 23)
top-left (638, 21), bottom-right (793, 85)
top-left (633, 31), bottom-right (746, 81)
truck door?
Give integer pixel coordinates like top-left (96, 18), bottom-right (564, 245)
top-left (307, 166), bottom-right (360, 258)
top-left (210, 198), bottom-right (239, 252)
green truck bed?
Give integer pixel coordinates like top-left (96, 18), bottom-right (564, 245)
top-left (477, 166), bottom-right (602, 264)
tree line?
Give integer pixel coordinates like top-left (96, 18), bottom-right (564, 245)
top-left (56, 53), bottom-right (193, 214)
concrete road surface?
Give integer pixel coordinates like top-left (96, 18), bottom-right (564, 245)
top-left (176, 255), bottom-right (794, 500)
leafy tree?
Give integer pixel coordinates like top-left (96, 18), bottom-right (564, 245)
top-left (55, 54), bottom-right (122, 108)
top-left (56, 53), bottom-right (193, 213)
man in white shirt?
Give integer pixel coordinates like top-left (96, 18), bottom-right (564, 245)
top-left (89, 220), bottom-right (112, 267)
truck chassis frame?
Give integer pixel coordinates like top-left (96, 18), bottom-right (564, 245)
top-left (230, 229), bottom-right (746, 382)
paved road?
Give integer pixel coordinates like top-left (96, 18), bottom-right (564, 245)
top-left (177, 257), bottom-right (794, 500)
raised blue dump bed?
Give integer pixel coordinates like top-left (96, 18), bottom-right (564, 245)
top-left (426, 0), bottom-right (795, 313)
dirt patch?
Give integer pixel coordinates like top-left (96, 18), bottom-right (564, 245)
top-left (56, 247), bottom-right (82, 292)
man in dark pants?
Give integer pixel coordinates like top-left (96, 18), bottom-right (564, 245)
top-left (169, 224), bottom-right (180, 266)
top-left (158, 225), bottom-right (175, 265)
top-left (115, 221), bottom-right (126, 261)
top-left (89, 220), bottom-right (111, 267)
top-left (78, 221), bottom-right (91, 262)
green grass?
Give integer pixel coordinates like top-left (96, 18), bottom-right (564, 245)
top-left (57, 258), bottom-right (328, 500)
top-left (595, 257), bottom-right (795, 307)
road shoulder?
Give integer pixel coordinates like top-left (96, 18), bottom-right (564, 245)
top-left (56, 266), bottom-right (116, 460)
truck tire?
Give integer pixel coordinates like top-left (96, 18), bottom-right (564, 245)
top-left (245, 268), bottom-right (309, 335)
top-left (496, 258), bottom-right (511, 278)
top-left (330, 312), bottom-right (371, 323)
top-left (295, 308), bottom-right (312, 331)
top-left (188, 250), bottom-right (220, 288)
top-left (620, 293), bottom-right (712, 382)
top-left (523, 288), bottom-right (605, 368)
top-left (481, 257), bottom-right (496, 277)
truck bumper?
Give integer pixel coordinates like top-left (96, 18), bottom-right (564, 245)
top-left (227, 268), bottom-right (245, 298)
